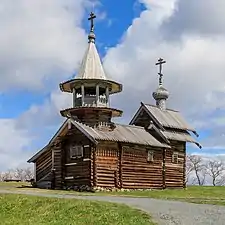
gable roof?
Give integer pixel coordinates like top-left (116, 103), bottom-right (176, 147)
top-left (161, 130), bottom-right (202, 148)
top-left (144, 103), bottom-right (196, 131)
top-left (130, 102), bottom-right (196, 132)
top-left (27, 119), bottom-right (69, 163)
top-left (147, 122), bottom-right (202, 148)
top-left (28, 119), bottom-right (170, 163)
top-left (70, 120), bottom-right (170, 148)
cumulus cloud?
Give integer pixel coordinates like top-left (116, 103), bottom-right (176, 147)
top-left (103, 0), bottom-right (225, 150)
top-left (0, 119), bottom-right (32, 171)
top-left (0, 0), bottom-right (91, 170)
top-left (0, 0), bottom-right (89, 92)
top-left (1, 0), bottom-right (225, 170)
top-left (162, 0), bottom-right (225, 38)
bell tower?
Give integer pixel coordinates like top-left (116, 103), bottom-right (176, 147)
top-left (59, 12), bottom-right (123, 127)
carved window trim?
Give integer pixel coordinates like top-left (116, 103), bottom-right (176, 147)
top-left (172, 152), bottom-right (179, 164)
top-left (147, 150), bottom-right (154, 162)
top-left (70, 144), bottom-right (83, 159)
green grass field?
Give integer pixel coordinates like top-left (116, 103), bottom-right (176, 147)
top-left (0, 194), bottom-right (155, 225)
top-left (1, 182), bottom-right (225, 206)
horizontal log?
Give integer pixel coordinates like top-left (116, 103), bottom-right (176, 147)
top-left (96, 173), bottom-right (115, 178)
top-left (96, 167), bottom-right (117, 171)
top-left (122, 167), bottom-right (162, 172)
top-left (122, 176), bottom-right (162, 181)
top-left (122, 183), bottom-right (162, 188)
top-left (122, 178), bottom-right (162, 184)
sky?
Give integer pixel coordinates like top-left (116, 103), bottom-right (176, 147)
top-left (0, 0), bottom-right (225, 171)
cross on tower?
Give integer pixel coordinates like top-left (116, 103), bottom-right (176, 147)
top-left (155, 58), bottom-right (166, 85)
top-left (88, 12), bottom-right (96, 32)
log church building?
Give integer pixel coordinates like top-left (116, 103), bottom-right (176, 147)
top-left (28, 12), bottom-right (201, 190)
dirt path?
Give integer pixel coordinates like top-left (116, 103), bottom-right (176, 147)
top-left (0, 189), bottom-right (225, 225)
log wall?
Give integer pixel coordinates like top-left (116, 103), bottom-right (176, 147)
top-left (36, 149), bottom-right (52, 182)
top-left (62, 128), bottom-right (92, 188)
top-left (165, 140), bottom-right (186, 188)
top-left (52, 143), bottom-right (63, 189)
top-left (95, 142), bottom-right (119, 188)
top-left (121, 144), bottom-right (163, 189)
top-left (72, 109), bottom-right (112, 127)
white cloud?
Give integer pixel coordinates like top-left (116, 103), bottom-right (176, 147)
top-left (103, 0), bottom-right (225, 150)
top-left (0, 0), bottom-right (89, 92)
top-left (0, 0), bottom-right (90, 170)
top-left (0, 119), bottom-right (32, 171)
top-left (1, 0), bottom-right (225, 170)
top-left (162, 0), bottom-right (225, 38)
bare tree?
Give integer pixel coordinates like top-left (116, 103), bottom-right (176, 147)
top-left (0, 172), bottom-right (4, 181)
top-left (205, 159), bottom-right (225, 186)
top-left (14, 168), bottom-right (25, 181)
top-left (3, 169), bottom-right (14, 180)
top-left (0, 167), bottom-right (34, 182)
top-left (188, 155), bottom-right (206, 186)
top-left (186, 155), bottom-right (194, 185)
top-left (23, 167), bottom-right (34, 181)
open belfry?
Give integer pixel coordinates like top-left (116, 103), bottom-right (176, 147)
top-left (28, 12), bottom-right (201, 190)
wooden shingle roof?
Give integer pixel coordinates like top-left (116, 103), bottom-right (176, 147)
top-left (143, 103), bottom-right (196, 132)
top-left (70, 119), bottom-right (170, 148)
top-left (28, 119), bottom-right (170, 163)
top-left (76, 40), bottom-right (107, 80)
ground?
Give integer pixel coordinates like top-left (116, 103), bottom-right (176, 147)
top-left (1, 183), bottom-right (225, 224)
top-left (1, 182), bottom-right (225, 205)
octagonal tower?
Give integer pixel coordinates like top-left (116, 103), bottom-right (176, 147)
top-left (59, 12), bottom-right (123, 127)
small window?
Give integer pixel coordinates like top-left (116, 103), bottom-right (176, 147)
top-left (172, 152), bottom-right (179, 164)
top-left (147, 150), bottom-right (154, 162)
top-left (70, 144), bottom-right (83, 159)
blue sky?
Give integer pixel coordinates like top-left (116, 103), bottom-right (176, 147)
top-left (0, 0), bottom-right (145, 119)
top-left (1, 0), bottom-right (225, 170)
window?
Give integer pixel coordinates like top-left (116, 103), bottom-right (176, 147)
top-left (70, 144), bottom-right (83, 159)
top-left (147, 150), bottom-right (154, 162)
top-left (172, 152), bottom-right (179, 164)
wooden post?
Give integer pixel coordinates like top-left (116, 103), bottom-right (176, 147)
top-left (119, 144), bottom-right (123, 189)
top-left (93, 147), bottom-right (97, 187)
top-left (81, 85), bottom-right (85, 106)
top-left (34, 163), bottom-right (36, 182)
top-left (96, 84), bottom-right (99, 106)
top-left (72, 88), bottom-right (76, 107)
top-left (106, 86), bottom-right (109, 107)
top-left (183, 143), bottom-right (186, 188)
top-left (162, 148), bottom-right (166, 189)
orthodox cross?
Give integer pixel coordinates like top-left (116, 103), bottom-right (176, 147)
top-left (88, 12), bottom-right (96, 32)
top-left (155, 58), bottom-right (166, 85)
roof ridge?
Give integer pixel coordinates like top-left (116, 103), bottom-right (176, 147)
top-left (143, 102), bottom-right (179, 112)
top-left (115, 123), bottom-right (145, 130)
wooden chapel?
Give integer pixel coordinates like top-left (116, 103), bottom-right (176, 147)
top-left (28, 12), bottom-right (201, 190)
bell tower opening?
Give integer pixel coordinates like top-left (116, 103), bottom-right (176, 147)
top-left (59, 12), bottom-right (123, 128)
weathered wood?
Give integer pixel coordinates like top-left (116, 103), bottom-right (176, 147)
top-left (34, 105), bottom-right (188, 191)
top-left (70, 109), bottom-right (112, 128)
top-left (36, 150), bottom-right (52, 183)
top-left (94, 142), bottom-right (118, 188)
top-left (121, 145), bottom-right (163, 189)
top-left (165, 141), bottom-right (185, 188)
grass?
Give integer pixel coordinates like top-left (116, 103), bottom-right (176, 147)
top-left (0, 181), bottom-right (30, 188)
top-left (2, 182), bottom-right (225, 206)
top-left (0, 194), bottom-right (156, 225)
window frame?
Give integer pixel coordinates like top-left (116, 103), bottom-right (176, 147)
top-left (70, 144), bottom-right (84, 159)
top-left (172, 152), bottom-right (179, 164)
top-left (147, 150), bottom-right (154, 162)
